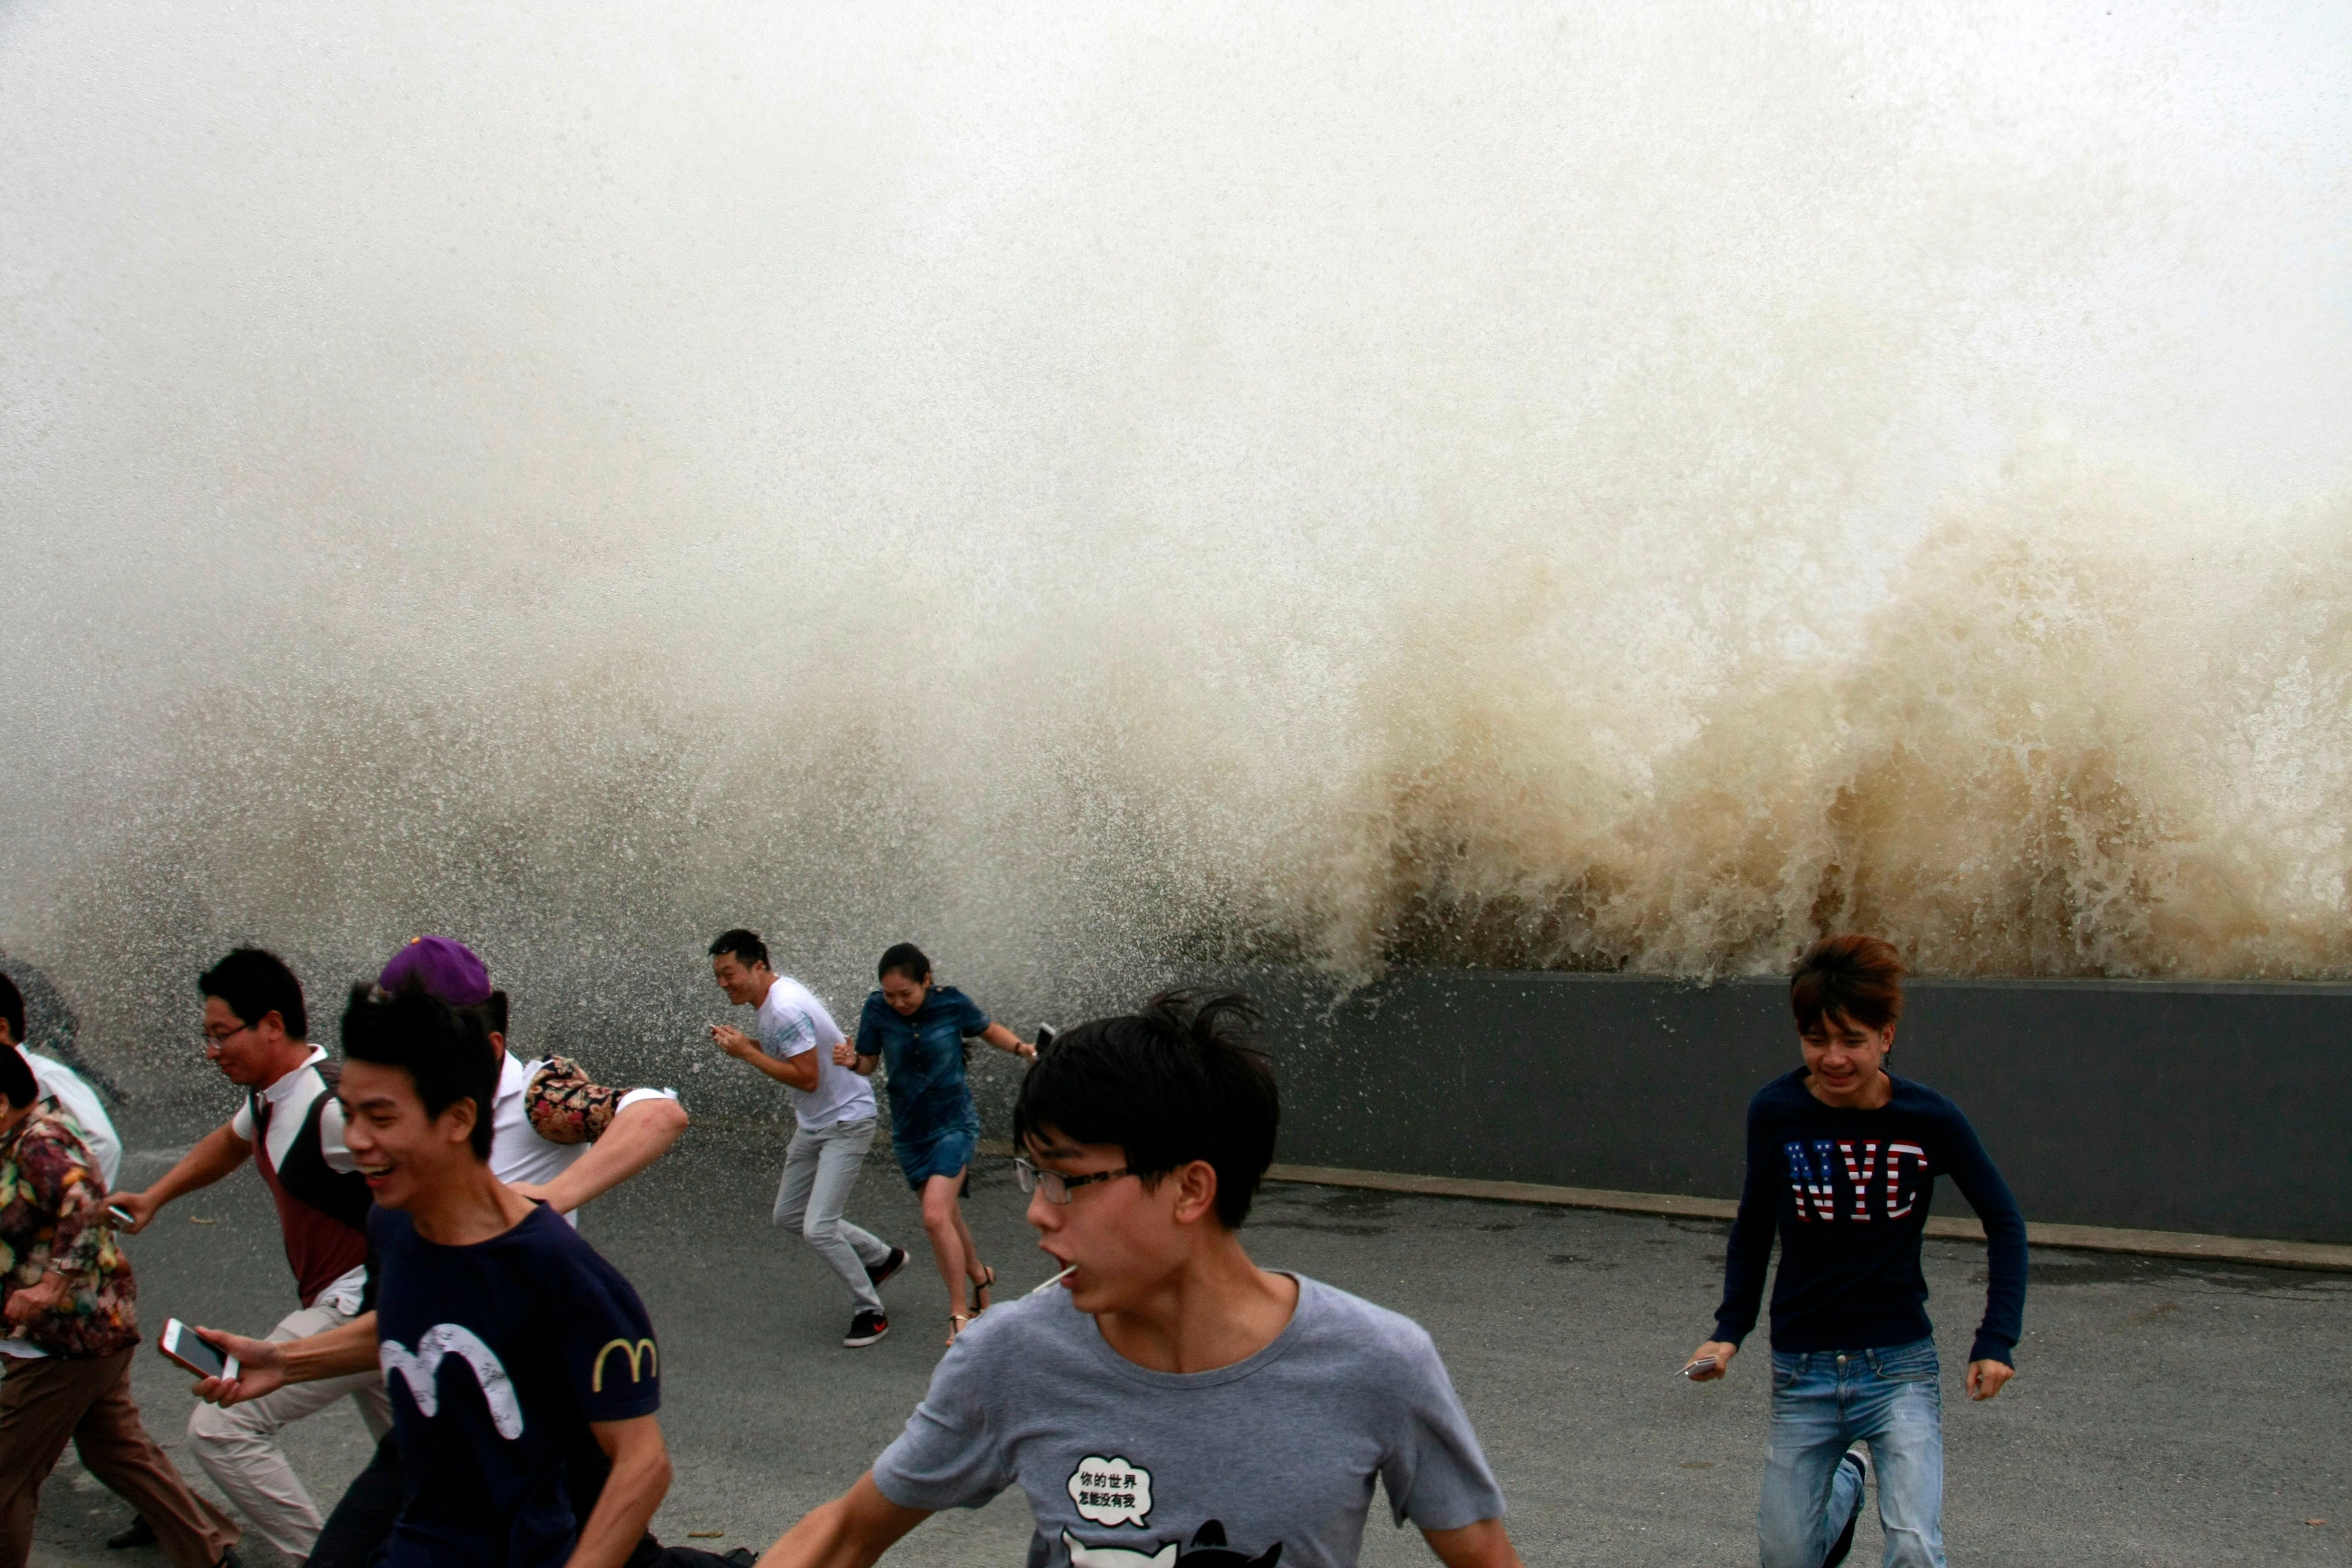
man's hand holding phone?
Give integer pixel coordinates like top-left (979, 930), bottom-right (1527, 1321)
top-left (707, 1023), bottom-right (760, 1062)
top-left (101, 1189), bottom-right (157, 1234)
top-left (1681, 1341), bottom-right (1738, 1382)
top-left (172, 1323), bottom-right (284, 1407)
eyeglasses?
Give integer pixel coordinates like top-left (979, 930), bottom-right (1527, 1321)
top-left (203, 1021), bottom-right (256, 1047)
top-left (1013, 1157), bottom-right (1134, 1205)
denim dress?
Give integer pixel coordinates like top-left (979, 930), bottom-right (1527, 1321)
top-left (857, 985), bottom-right (991, 1189)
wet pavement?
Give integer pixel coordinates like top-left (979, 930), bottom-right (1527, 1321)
top-left (28, 1117), bottom-right (2352, 1567)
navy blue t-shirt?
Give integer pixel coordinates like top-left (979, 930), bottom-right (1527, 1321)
top-left (1713, 1070), bottom-right (2028, 1366)
top-left (856, 985), bottom-right (991, 1144)
top-left (370, 1201), bottom-right (662, 1568)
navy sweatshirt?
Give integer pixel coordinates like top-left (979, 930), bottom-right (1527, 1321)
top-left (1712, 1070), bottom-right (2028, 1367)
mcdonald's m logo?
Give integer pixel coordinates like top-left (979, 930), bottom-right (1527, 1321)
top-left (592, 1338), bottom-right (659, 1393)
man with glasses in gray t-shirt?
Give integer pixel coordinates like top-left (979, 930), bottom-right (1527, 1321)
top-left (756, 991), bottom-right (1524, 1568)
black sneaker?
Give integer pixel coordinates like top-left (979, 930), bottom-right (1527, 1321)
top-left (1821, 1447), bottom-right (1867, 1567)
top-left (107, 1518), bottom-right (157, 1550)
top-left (866, 1246), bottom-right (909, 1288)
top-left (843, 1308), bottom-right (889, 1347)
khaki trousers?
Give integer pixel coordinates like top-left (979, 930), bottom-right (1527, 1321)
top-left (186, 1301), bottom-right (391, 1558)
top-left (0, 1347), bottom-right (238, 1568)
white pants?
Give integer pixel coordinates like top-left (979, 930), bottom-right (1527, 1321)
top-left (186, 1301), bottom-right (391, 1560)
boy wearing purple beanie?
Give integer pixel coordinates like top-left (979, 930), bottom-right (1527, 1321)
top-left (325, 938), bottom-right (703, 1566)
top-left (375, 936), bottom-right (689, 1224)
top-left (198, 938), bottom-right (734, 1568)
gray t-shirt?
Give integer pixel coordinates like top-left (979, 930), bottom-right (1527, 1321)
top-left (873, 1273), bottom-right (1505, 1568)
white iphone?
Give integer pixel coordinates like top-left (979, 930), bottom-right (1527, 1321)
top-left (158, 1318), bottom-right (240, 1384)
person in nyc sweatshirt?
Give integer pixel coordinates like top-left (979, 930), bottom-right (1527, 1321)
top-left (1687, 935), bottom-right (2025, 1568)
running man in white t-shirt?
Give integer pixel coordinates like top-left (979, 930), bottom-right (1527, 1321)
top-left (709, 929), bottom-right (907, 1348)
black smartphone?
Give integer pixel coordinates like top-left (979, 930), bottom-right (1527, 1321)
top-left (158, 1319), bottom-right (238, 1382)
top-left (1035, 1024), bottom-right (1057, 1051)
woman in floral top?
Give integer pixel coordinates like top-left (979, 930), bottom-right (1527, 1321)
top-left (1, 1102), bottom-right (134, 1357)
top-left (0, 1050), bottom-right (240, 1568)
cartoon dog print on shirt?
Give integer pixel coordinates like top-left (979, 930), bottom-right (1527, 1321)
top-left (1065, 1522), bottom-right (1280, 1568)
top-left (1062, 1534), bottom-right (1175, 1568)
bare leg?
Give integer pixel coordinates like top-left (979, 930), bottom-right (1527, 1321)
top-left (950, 1197), bottom-right (991, 1310)
top-left (920, 1172), bottom-right (970, 1340)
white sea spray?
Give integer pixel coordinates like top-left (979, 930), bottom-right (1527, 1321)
top-left (1, 2), bottom-right (2346, 1076)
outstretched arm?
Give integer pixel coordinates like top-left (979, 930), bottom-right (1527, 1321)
top-left (106, 1122), bottom-right (250, 1232)
top-left (976, 1024), bottom-right (1036, 1060)
top-left (758, 1471), bottom-right (929, 1568)
top-left (565, 1416), bottom-right (673, 1568)
top-left (191, 1312), bottom-right (379, 1406)
top-left (1422, 1519), bottom-right (1524, 1568)
top-left (518, 1097), bottom-right (690, 1215)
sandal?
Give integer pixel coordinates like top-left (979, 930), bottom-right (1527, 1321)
top-left (946, 1312), bottom-right (970, 1345)
top-left (968, 1265), bottom-right (996, 1316)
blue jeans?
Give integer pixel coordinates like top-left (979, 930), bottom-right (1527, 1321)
top-left (1760, 1338), bottom-right (1944, 1568)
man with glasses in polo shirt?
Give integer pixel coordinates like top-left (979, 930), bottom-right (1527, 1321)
top-left (108, 949), bottom-right (388, 1563)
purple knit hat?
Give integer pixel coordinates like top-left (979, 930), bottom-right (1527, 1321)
top-left (378, 936), bottom-right (492, 1007)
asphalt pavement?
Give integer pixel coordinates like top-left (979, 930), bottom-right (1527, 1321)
top-left (27, 1115), bottom-right (2351, 1568)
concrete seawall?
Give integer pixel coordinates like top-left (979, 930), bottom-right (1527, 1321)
top-left (1239, 972), bottom-right (2352, 1246)
top-left (22, 938), bottom-right (2344, 1249)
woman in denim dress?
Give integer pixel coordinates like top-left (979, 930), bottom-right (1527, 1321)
top-left (840, 944), bottom-right (1036, 1342)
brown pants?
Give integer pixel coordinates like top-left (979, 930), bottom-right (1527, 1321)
top-left (0, 1347), bottom-right (238, 1568)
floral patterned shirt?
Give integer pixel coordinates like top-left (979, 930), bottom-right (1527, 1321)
top-left (0, 1103), bottom-right (138, 1357)
top-left (524, 1056), bottom-right (624, 1146)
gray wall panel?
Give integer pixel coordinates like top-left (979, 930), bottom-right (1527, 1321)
top-left (1240, 972), bottom-right (2352, 1244)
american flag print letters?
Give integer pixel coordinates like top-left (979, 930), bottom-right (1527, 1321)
top-left (1782, 1139), bottom-right (1930, 1223)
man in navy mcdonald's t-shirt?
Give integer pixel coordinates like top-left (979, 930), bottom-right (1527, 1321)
top-left (190, 983), bottom-right (673, 1568)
